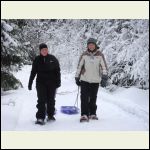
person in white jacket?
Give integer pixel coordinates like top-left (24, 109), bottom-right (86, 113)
top-left (75, 38), bottom-right (108, 122)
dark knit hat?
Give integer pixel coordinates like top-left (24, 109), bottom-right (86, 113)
top-left (87, 38), bottom-right (97, 45)
top-left (39, 43), bottom-right (48, 50)
top-left (87, 38), bottom-right (99, 49)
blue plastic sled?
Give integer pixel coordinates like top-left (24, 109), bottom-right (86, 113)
top-left (61, 106), bottom-right (79, 115)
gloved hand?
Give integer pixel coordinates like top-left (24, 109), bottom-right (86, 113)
top-left (28, 84), bottom-right (32, 90)
top-left (56, 83), bottom-right (61, 88)
top-left (101, 75), bottom-right (108, 87)
top-left (75, 77), bottom-right (81, 86)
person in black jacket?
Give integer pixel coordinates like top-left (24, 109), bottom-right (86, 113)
top-left (28, 43), bottom-right (61, 124)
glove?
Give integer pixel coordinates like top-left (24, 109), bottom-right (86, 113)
top-left (28, 84), bottom-right (32, 90)
top-left (56, 83), bottom-right (61, 88)
top-left (75, 77), bottom-right (81, 86)
top-left (101, 75), bottom-right (108, 87)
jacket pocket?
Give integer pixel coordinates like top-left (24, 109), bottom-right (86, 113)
top-left (81, 67), bottom-right (86, 75)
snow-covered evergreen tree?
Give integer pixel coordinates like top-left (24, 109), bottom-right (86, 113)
top-left (1, 20), bottom-right (23, 91)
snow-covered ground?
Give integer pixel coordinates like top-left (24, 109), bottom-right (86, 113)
top-left (1, 65), bottom-right (149, 131)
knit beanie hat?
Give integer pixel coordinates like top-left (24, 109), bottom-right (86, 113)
top-left (87, 38), bottom-right (99, 49)
top-left (39, 43), bottom-right (48, 50)
top-left (87, 38), bottom-right (97, 45)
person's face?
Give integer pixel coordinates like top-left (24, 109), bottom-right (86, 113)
top-left (40, 48), bottom-right (48, 56)
top-left (88, 43), bottom-right (96, 51)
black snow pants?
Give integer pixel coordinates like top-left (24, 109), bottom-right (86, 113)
top-left (80, 81), bottom-right (99, 116)
top-left (36, 82), bottom-right (56, 120)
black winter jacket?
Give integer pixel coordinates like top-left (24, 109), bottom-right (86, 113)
top-left (28, 54), bottom-right (61, 88)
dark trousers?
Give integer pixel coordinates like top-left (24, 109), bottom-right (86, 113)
top-left (36, 82), bottom-right (56, 119)
top-left (80, 81), bottom-right (99, 116)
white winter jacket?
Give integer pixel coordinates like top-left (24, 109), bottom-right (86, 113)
top-left (75, 49), bottom-right (108, 83)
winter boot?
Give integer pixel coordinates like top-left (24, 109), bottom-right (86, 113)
top-left (35, 118), bottom-right (45, 125)
top-left (89, 115), bottom-right (98, 120)
top-left (47, 116), bottom-right (56, 122)
top-left (80, 115), bottom-right (89, 122)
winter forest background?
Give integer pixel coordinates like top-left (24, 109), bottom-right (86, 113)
top-left (1, 19), bottom-right (149, 91)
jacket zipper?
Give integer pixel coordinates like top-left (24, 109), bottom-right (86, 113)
top-left (44, 57), bottom-right (45, 63)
